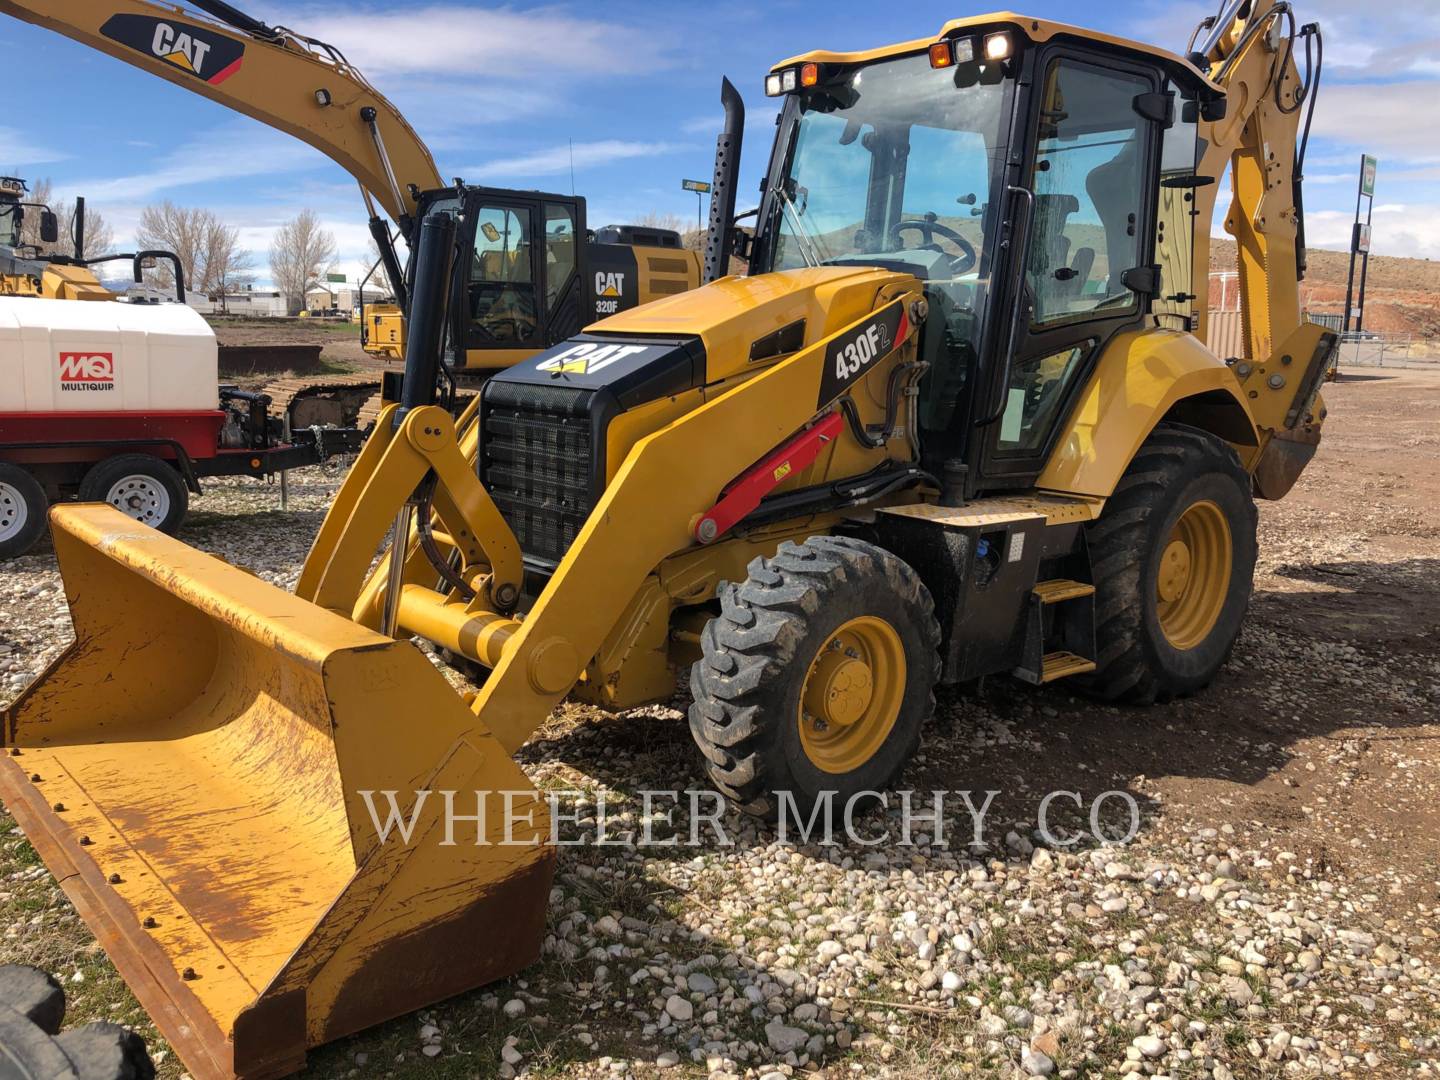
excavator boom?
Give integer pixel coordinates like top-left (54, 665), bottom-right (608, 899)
top-left (0, 0), bottom-right (441, 228)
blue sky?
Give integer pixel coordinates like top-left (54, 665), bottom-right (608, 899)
top-left (3, 1), bottom-right (1436, 286)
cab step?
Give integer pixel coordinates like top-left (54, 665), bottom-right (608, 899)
top-left (1032, 579), bottom-right (1095, 605)
top-left (1040, 650), bottom-right (1097, 683)
top-left (1013, 579), bottom-right (1098, 686)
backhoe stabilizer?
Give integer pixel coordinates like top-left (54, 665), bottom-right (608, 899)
top-left (0, 504), bottom-right (554, 1080)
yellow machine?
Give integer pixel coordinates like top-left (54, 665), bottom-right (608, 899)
top-left (0, 177), bottom-right (139, 301)
top-left (2, 3), bottom-right (1331, 1076)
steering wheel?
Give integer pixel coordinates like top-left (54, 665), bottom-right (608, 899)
top-left (479, 315), bottom-right (531, 342)
top-left (891, 219), bottom-right (977, 274)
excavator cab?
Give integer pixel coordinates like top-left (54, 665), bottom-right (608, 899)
top-left (382, 183), bottom-right (699, 371)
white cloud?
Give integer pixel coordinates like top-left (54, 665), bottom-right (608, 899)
top-left (467, 139), bottom-right (685, 180)
top-left (261, 4), bottom-right (679, 78)
top-left (1, 126), bottom-right (67, 168)
top-left (56, 124), bottom-right (324, 203)
top-left (1309, 81), bottom-right (1440, 163)
top-left (1304, 206), bottom-right (1440, 261)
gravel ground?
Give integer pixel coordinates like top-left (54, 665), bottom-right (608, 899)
top-left (3, 372), bottom-right (1439, 1079)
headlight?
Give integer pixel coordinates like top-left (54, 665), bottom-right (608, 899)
top-left (984, 32), bottom-right (1012, 61)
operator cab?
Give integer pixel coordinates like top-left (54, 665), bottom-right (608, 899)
top-left (749, 17), bottom-right (1218, 495)
top-left (405, 186), bottom-right (695, 372)
top-left (0, 176), bottom-right (59, 257)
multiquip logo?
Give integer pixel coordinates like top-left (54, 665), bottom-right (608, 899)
top-left (100, 14), bottom-right (246, 85)
top-left (59, 352), bottom-right (116, 392)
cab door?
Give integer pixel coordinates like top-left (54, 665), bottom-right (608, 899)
top-left (975, 49), bottom-right (1165, 489)
top-left (458, 194), bottom-right (545, 367)
top-left (541, 199), bottom-right (584, 344)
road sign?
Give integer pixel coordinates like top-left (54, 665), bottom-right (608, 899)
top-left (682, 179), bottom-right (712, 194)
top-left (326, 272), bottom-right (347, 284)
top-left (1361, 155), bottom-right (1378, 197)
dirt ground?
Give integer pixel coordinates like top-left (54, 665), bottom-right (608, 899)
top-left (209, 316), bottom-right (383, 381)
top-left (1, 371), bottom-right (1438, 1078)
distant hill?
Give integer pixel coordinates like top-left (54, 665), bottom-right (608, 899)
top-left (1210, 239), bottom-right (1440, 339)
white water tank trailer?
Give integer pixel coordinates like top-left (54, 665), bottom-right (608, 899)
top-left (0, 295), bottom-right (218, 412)
top-left (0, 295), bottom-right (361, 559)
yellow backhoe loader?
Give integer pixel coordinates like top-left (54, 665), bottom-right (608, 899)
top-left (2, 2), bottom-right (1331, 1076)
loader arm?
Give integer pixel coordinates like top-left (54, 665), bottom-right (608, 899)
top-left (0, 0), bottom-right (441, 229)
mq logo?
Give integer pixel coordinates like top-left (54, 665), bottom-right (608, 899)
top-left (59, 352), bottom-right (116, 392)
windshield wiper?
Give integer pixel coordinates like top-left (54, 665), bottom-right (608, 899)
top-left (774, 185), bottom-right (825, 269)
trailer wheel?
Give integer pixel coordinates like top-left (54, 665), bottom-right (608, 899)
top-left (78, 455), bottom-right (189, 534)
top-left (689, 536), bottom-right (940, 819)
top-left (1082, 423), bottom-right (1257, 704)
top-left (0, 464), bottom-right (47, 559)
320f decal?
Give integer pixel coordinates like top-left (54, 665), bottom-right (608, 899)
top-left (816, 301), bottom-right (907, 409)
top-left (101, 14), bottom-right (245, 85)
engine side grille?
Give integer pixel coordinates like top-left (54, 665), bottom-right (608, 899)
top-left (480, 382), bottom-right (600, 568)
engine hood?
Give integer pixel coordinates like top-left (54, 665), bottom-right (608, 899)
top-left (487, 265), bottom-right (917, 413)
top-left (587, 265), bottom-right (915, 385)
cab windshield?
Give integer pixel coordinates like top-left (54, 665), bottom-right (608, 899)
top-left (762, 49), bottom-right (1018, 437)
top-left (767, 52), bottom-right (1015, 282)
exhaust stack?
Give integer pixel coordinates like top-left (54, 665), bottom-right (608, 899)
top-left (702, 77), bottom-right (745, 284)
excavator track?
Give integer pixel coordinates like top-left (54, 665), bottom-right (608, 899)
top-left (263, 373), bottom-right (384, 430)
top-left (265, 375), bottom-right (483, 433)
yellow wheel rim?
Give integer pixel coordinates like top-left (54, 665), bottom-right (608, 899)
top-left (1156, 499), bottom-right (1233, 650)
top-left (797, 616), bottom-right (906, 775)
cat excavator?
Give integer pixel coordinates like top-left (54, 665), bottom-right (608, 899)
top-left (1, 2), bottom-right (1329, 1076)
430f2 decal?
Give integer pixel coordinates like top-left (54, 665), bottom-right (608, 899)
top-left (816, 301), bottom-right (908, 409)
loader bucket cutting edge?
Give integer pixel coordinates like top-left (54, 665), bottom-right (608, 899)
top-left (0, 504), bottom-right (556, 1080)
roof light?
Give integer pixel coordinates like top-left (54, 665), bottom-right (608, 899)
top-left (781, 68), bottom-right (798, 92)
top-left (984, 32), bottom-right (1012, 61)
top-left (954, 37), bottom-right (976, 64)
top-left (800, 62), bottom-right (819, 87)
top-left (928, 42), bottom-right (954, 69)
top-left (765, 72), bottom-right (783, 96)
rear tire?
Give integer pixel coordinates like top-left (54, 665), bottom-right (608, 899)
top-left (0, 464), bottom-right (47, 559)
top-left (78, 455), bottom-right (188, 534)
top-left (688, 536), bottom-right (941, 818)
top-left (1082, 423), bottom-right (1257, 704)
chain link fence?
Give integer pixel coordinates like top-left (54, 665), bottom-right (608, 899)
top-left (1334, 331), bottom-right (1440, 371)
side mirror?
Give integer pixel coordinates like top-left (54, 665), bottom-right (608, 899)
top-left (39, 209), bottom-right (59, 245)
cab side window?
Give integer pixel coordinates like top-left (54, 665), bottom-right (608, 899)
top-left (1027, 61), bottom-right (1151, 326)
top-left (544, 203), bottom-right (577, 307)
top-left (469, 205), bottom-right (537, 343)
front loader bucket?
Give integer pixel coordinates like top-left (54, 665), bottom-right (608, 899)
top-left (0, 505), bottom-right (555, 1080)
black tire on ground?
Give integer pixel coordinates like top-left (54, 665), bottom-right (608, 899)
top-left (0, 965), bottom-right (155, 1080)
top-left (1082, 422), bottom-right (1258, 704)
top-left (0, 463), bottom-right (48, 560)
top-left (78, 454), bottom-right (189, 534)
top-left (689, 536), bottom-right (941, 819)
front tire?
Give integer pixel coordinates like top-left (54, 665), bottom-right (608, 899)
top-left (0, 464), bottom-right (47, 559)
top-left (1083, 423), bottom-right (1257, 703)
top-left (688, 536), bottom-right (941, 818)
top-left (78, 454), bottom-right (188, 534)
